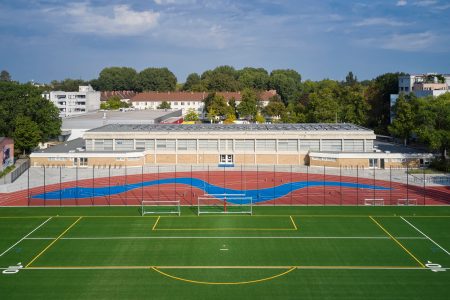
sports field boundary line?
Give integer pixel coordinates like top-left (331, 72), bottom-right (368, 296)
top-left (22, 236), bottom-right (429, 240)
top-left (23, 265), bottom-right (437, 271)
top-left (25, 217), bottom-right (83, 268)
top-left (369, 216), bottom-right (425, 268)
top-left (290, 216), bottom-right (298, 230)
top-left (0, 217), bottom-right (52, 257)
top-left (152, 216), bottom-right (160, 231)
top-left (400, 216), bottom-right (450, 256)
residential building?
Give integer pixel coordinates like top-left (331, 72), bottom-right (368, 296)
top-left (129, 90), bottom-right (277, 115)
top-left (43, 85), bottom-right (101, 117)
top-left (100, 91), bottom-right (137, 103)
top-left (30, 123), bottom-right (433, 169)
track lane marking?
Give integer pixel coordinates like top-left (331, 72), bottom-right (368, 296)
top-left (400, 216), bottom-right (450, 256)
top-left (25, 217), bottom-right (83, 268)
top-left (0, 217), bottom-right (52, 257)
top-left (369, 216), bottom-right (425, 268)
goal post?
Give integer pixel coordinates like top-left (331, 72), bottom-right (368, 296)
top-left (364, 198), bottom-right (384, 206)
top-left (197, 194), bottom-right (252, 215)
top-left (141, 200), bottom-right (180, 216)
top-left (397, 198), bottom-right (417, 206)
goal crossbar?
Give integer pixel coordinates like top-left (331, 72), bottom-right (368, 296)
top-left (364, 198), bottom-right (384, 206)
top-left (397, 198), bottom-right (417, 206)
top-left (141, 200), bottom-right (180, 216)
top-left (197, 194), bottom-right (252, 215)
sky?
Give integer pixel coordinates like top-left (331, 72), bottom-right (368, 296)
top-left (1, 0), bottom-right (449, 83)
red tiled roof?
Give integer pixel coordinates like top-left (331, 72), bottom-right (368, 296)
top-left (130, 90), bottom-right (278, 102)
top-left (101, 91), bottom-right (137, 102)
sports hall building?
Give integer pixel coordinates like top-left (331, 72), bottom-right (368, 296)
top-left (30, 123), bottom-right (433, 169)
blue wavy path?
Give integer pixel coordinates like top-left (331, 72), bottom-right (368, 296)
top-left (33, 177), bottom-right (390, 204)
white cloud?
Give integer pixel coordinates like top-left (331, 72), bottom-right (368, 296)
top-left (396, 0), bottom-right (407, 6)
top-left (414, 0), bottom-right (437, 7)
top-left (63, 3), bottom-right (159, 36)
top-left (355, 17), bottom-right (410, 27)
top-left (359, 31), bottom-right (437, 51)
top-left (154, 0), bottom-right (196, 5)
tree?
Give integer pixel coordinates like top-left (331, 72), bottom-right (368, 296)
top-left (366, 72), bottom-right (403, 134)
top-left (203, 93), bottom-right (230, 117)
top-left (414, 93), bottom-right (450, 158)
top-left (339, 86), bottom-right (370, 125)
top-left (96, 67), bottom-right (137, 91)
top-left (101, 96), bottom-right (130, 110)
top-left (201, 66), bottom-right (241, 92)
top-left (206, 108), bottom-right (218, 123)
top-left (184, 108), bottom-right (199, 121)
top-left (269, 72), bottom-right (301, 104)
top-left (158, 101), bottom-right (171, 109)
top-left (307, 88), bottom-right (340, 122)
top-left (237, 89), bottom-right (258, 120)
top-left (182, 73), bottom-right (202, 91)
top-left (255, 113), bottom-right (265, 124)
top-left (263, 97), bottom-right (286, 119)
top-left (344, 71), bottom-right (358, 86)
top-left (0, 70), bottom-right (11, 82)
top-left (238, 68), bottom-right (269, 90)
top-left (135, 68), bottom-right (177, 92)
top-left (49, 79), bottom-right (89, 91)
top-left (13, 116), bottom-right (41, 154)
top-left (388, 94), bottom-right (415, 145)
top-left (223, 113), bottom-right (236, 124)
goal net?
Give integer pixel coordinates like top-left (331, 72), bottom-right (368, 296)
top-left (197, 194), bottom-right (253, 215)
top-left (141, 200), bottom-right (180, 216)
top-left (397, 198), bottom-right (417, 206)
top-left (364, 198), bottom-right (384, 206)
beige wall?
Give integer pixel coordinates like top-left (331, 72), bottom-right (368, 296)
top-left (198, 154), bottom-right (217, 164)
top-left (156, 154), bottom-right (176, 164)
top-left (256, 154), bottom-right (276, 164)
top-left (178, 154), bottom-right (197, 164)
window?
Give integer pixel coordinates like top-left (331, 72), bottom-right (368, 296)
top-left (116, 157), bottom-right (125, 161)
top-left (235, 140), bottom-right (255, 151)
top-left (256, 140), bottom-right (276, 151)
top-left (344, 140), bottom-right (364, 152)
top-left (219, 139), bottom-right (233, 151)
top-left (94, 139), bottom-right (113, 151)
top-left (220, 154), bottom-right (234, 164)
top-left (299, 140), bottom-right (319, 151)
top-left (365, 140), bottom-right (374, 152)
top-left (369, 158), bottom-right (378, 168)
top-left (85, 139), bottom-right (93, 151)
top-left (80, 158), bottom-right (88, 166)
top-left (199, 139), bottom-right (218, 151)
top-left (136, 139), bottom-right (154, 150)
top-left (73, 158), bottom-right (78, 166)
top-left (278, 139), bottom-right (298, 151)
top-left (115, 139), bottom-right (134, 151)
top-left (177, 139), bottom-right (197, 151)
top-left (322, 140), bottom-right (342, 152)
top-left (128, 157), bottom-right (140, 161)
top-left (156, 139), bottom-right (176, 151)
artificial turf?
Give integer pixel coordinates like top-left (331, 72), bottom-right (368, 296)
top-left (1, 206), bottom-right (449, 299)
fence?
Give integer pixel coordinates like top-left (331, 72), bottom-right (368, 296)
top-left (0, 159), bottom-right (30, 185)
top-left (1, 164), bottom-right (449, 206)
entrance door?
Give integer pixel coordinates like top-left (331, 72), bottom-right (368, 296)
top-left (380, 159), bottom-right (385, 169)
top-left (369, 158), bottom-right (378, 168)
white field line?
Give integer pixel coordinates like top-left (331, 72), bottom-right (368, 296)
top-left (400, 216), bottom-right (450, 256)
top-left (22, 266), bottom-right (450, 271)
top-left (23, 236), bottom-right (427, 240)
top-left (0, 217), bottom-right (52, 257)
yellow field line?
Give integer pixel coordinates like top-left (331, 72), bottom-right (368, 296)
top-left (152, 216), bottom-right (160, 231)
top-left (290, 216), bottom-right (298, 230)
top-left (151, 266), bottom-right (296, 285)
top-left (25, 217), bottom-right (83, 268)
top-left (154, 228), bottom-right (297, 231)
top-left (369, 216), bottom-right (425, 268)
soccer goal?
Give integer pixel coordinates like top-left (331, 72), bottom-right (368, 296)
top-left (397, 198), bottom-right (417, 206)
top-left (197, 194), bottom-right (253, 215)
top-left (364, 198), bottom-right (384, 206)
top-left (141, 200), bottom-right (180, 216)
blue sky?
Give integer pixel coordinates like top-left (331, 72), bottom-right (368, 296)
top-left (1, 0), bottom-right (449, 83)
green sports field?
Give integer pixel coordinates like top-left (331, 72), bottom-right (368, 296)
top-left (1, 206), bottom-right (449, 299)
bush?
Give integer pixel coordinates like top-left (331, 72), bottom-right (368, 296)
top-left (429, 158), bottom-right (450, 173)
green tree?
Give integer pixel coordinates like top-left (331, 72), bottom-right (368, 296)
top-left (0, 70), bottom-right (11, 82)
top-left (388, 94), bottom-right (415, 145)
top-left (203, 93), bottom-right (230, 117)
top-left (158, 101), bottom-right (171, 109)
top-left (263, 97), bottom-right (286, 119)
top-left (255, 113), bottom-right (265, 124)
top-left (182, 73), bottom-right (202, 91)
top-left (136, 68), bottom-right (177, 92)
top-left (238, 68), bottom-right (269, 90)
top-left (344, 71), bottom-right (358, 86)
top-left (237, 89), bottom-right (258, 120)
top-left (307, 88), bottom-right (340, 122)
top-left (339, 86), bottom-right (370, 125)
top-left (49, 79), bottom-right (89, 91)
top-left (268, 71), bottom-right (301, 104)
top-left (184, 108), bottom-right (199, 121)
top-left (201, 66), bottom-right (241, 92)
top-left (206, 108), bottom-right (219, 123)
top-left (101, 96), bottom-right (130, 110)
top-left (13, 116), bottom-right (41, 154)
top-left (414, 93), bottom-right (450, 158)
top-left (96, 67), bottom-right (137, 91)
top-left (223, 113), bottom-right (236, 124)
top-left (366, 72), bottom-right (403, 134)
top-left (228, 98), bottom-right (238, 118)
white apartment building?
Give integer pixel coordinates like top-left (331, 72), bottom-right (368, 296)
top-left (43, 85), bottom-right (101, 117)
top-left (390, 73), bottom-right (450, 121)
